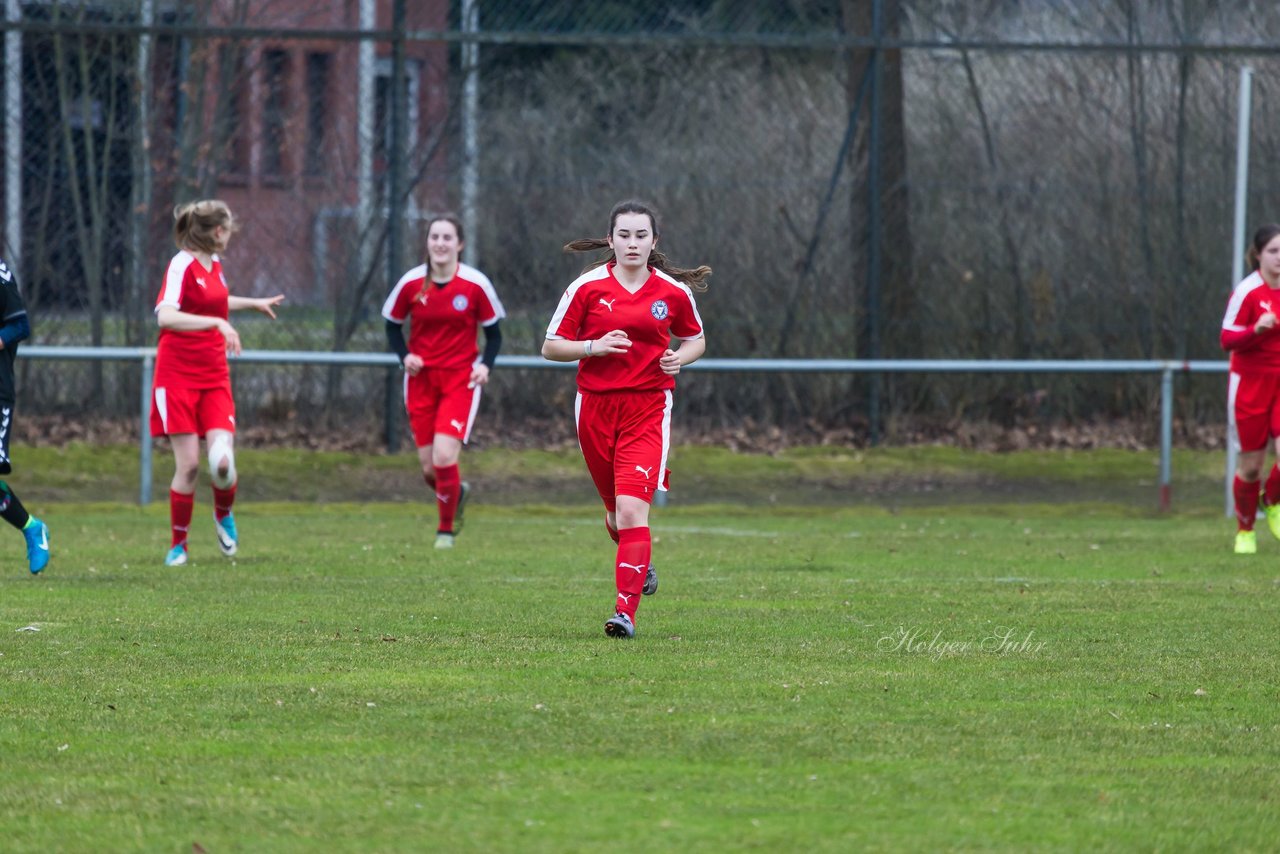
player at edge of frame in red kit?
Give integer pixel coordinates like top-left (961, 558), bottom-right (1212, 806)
top-left (1221, 222), bottom-right (1280, 555)
top-left (0, 256), bottom-right (51, 575)
top-left (542, 200), bottom-right (710, 639)
top-left (383, 213), bottom-right (505, 550)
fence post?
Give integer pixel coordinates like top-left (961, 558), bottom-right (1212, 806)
top-left (1225, 66), bottom-right (1253, 517)
top-left (385, 366), bottom-right (401, 453)
top-left (140, 350), bottom-right (153, 506)
top-left (1160, 366), bottom-right (1173, 512)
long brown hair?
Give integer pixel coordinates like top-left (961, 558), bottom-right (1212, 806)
top-left (174, 199), bottom-right (237, 253)
top-left (1248, 223), bottom-right (1280, 272)
top-left (563, 200), bottom-right (711, 291)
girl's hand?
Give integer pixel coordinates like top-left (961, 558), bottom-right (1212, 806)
top-left (659, 348), bottom-right (682, 376)
top-left (1257, 312), bottom-right (1277, 333)
top-left (403, 353), bottom-right (424, 376)
top-left (591, 329), bottom-right (631, 356)
top-left (469, 363), bottom-right (490, 388)
top-left (254, 294), bottom-right (285, 319)
top-left (218, 320), bottom-right (242, 356)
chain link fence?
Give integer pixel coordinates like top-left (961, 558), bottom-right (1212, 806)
top-left (3, 0), bottom-right (1278, 445)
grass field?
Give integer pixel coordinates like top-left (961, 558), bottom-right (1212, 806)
top-left (2, 448), bottom-right (1278, 851)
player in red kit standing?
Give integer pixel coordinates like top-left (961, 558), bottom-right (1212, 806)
top-left (383, 214), bottom-right (505, 549)
top-left (151, 201), bottom-right (284, 566)
top-left (1221, 223), bottom-right (1280, 554)
top-left (542, 200), bottom-right (710, 638)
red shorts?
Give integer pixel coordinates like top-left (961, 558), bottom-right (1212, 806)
top-left (575, 389), bottom-right (672, 510)
top-left (151, 383), bottom-right (236, 438)
top-left (404, 366), bottom-right (481, 448)
top-left (1230, 371), bottom-right (1280, 452)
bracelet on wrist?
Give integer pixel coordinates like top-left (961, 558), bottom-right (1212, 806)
top-left (583, 339), bottom-right (593, 357)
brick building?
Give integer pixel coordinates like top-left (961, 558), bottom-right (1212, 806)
top-left (161, 0), bottom-right (452, 304)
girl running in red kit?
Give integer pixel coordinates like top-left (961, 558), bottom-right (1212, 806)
top-left (1222, 223), bottom-right (1280, 554)
top-left (383, 214), bottom-right (505, 549)
top-left (151, 200), bottom-right (284, 566)
top-left (543, 200), bottom-right (709, 638)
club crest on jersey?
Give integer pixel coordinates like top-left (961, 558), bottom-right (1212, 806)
top-left (452, 294), bottom-right (469, 312)
top-left (650, 299), bottom-right (669, 320)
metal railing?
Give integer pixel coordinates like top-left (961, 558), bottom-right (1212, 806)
top-left (22, 346), bottom-right (1227, 508)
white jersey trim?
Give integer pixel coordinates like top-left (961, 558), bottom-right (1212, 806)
top-left (381, 264), bottom-right (429, 323)
top-left (457, 263), bottom-right (507, 325)
top-left (1223, 270), bottom-right (1266, 332)
top-left (545, 265), bottom-right (611, 340)
top-left (1228, 371), bottom-right (1242, 453)
top-left (382, 262), bottom-right (505, 325)
top-left (653, 268), bottom-right (706, 340)
top-left (155, 251), bottom-right (197, 313)
top-left (657, 389), bottom-right (674, 492)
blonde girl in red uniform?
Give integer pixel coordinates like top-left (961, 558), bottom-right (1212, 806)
top-left (151, 200), bottom-right (284, 566)
top-left (382, 214), bottom-right (505, 549)
top-left (543, 200), bottom-right (709, 638)
top-left (1221, 223), bottom-right (1280, 554)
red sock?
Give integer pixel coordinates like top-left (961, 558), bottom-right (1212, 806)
top-left (212, 484), bottom-right (237, 521)
top-left (614, 526), bottom-right (651, 621)
top-left (605, 514), bottom-right (620, 544)
top-left (1266, 466), bottom-right (1280, 506)
top-left (170, 489), bottom-right (194, 547)
top-left (435, 463), bottom-right (460, 533)
top-left (1234, 475), bottom-right (1259, 531)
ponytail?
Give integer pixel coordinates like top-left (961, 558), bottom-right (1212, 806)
top-left (174, 199), bottom-right (237, 253)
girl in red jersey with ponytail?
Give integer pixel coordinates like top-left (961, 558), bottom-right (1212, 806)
top-left (543, 200), bottom-right (709, 638)
top-left (151, 200), bottom-right (284, 566)
top-left (1221, 223), bottom-right (1280, 554)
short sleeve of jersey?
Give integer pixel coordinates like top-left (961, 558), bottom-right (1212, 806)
top-left (382, 265), bottom-right (427, 323)
top-left (545, 267), bottom-right (608, 340)
top-left (1223, 272), bottom-right (1264, 332)
top-left (155, 251), bottom-right (226, 314)
top-left (661, 276), bottom-right (704, 340)
top-left (458, 263), bottom-right (506, 326)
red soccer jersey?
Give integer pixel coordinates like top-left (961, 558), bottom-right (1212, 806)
top-left (381, 262), bottom-right (505, 371)
top-left (1221, 271), bottom-right (1280, 374)
top-left (545, 263), bottom-right (704, 393)
top-left (154, 251), bottom-right (231, 389)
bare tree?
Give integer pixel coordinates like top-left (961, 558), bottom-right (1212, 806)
top-left (49, 5), bottom-right (133, 407)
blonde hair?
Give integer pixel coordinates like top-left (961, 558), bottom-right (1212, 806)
top-left (173, 200), bottom-right (238, 253)
top-left (564, 199), bottom-right (711, 292)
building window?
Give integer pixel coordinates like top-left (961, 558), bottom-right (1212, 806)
top-left (373, 57), bottom-right (421, 177)
top-left (262, 49), bottom-right (290, 176)
top-left (304, 52), bottom-right (330, 177)
top-left (217, 45), bottom-right (249, 174)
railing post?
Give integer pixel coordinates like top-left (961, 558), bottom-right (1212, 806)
top-left (1159, 366), bottom-right (1173, 512)
top-left (140, 350), bottom-right (153, 506)
top-left (385, 366), bottom-right (401, 453)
